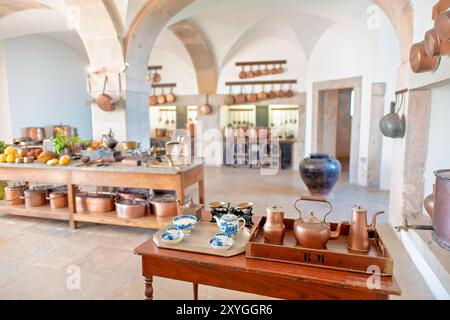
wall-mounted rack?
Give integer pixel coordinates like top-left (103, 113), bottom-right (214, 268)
top-left (225, 80), bottom-right (297, 86)
top-left (395, 88), bottom-right (409, 95)
top-left (147, 65), bottom-right (163, 71)
top-left (151, 83), bottom-right (177, 88)
top-left (236, 60), bottom-right (287, 67)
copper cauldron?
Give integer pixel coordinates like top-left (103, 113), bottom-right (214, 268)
top-left (432, 170), bottom-right (450, 250)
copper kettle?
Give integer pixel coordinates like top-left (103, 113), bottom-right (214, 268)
top-left (293, 196), bottom-right (345, 249)
top-left (346, 206), bottom-right (384, 252)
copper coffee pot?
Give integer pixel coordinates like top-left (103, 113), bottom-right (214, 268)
top-left (346, 206), bottom-right (383, 252)
top-left (263, 205), bottom-right (285, 245)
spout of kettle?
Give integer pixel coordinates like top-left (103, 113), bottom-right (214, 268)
top-left (368, 211), bottom-right (384, 232)
top-left (329, 221), bottom-right (347, 240)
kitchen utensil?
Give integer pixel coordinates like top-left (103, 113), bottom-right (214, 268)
top-left (410, 41), bottom-right (441, 73)
top-left (346, 206), bottom-right (384, 252)
top-left (258, 85), bottom-right (268, 100)
top-left (76, 192), bottom-right (115, 213)
top-left (262, 64), bottom-right (270, 75)
top-left (25, 127), bottom-right (46, 142)
top-left (210, 233), bottom-right (235, 250)
top-left (152, 72), bottom-right (161, 83)
top-left (255, 65), bottom-right (262, 77)
top-left (117, 189), bottom-right (148, 200)
top-left (154, 128), bottom-right (167, 138)
top-left (286, 83), bottom-right (295, 97)
top-left (235, 85), bottom-right (246, 104)
top-left (271, 64), bottom-right (278, 74)
top-left (276, 84), bottom-right (285, 98)
top-left (22, 189), bottom-right (47, 208)
top-left (5, 185), bottom-right (27, 205)
top-left (209, 201), bottom-right (226, 209)
top-left (102, 128), bottom-right (118, 150)
top-left (247, 85), bottom-right (258, 103)
top-left (293, 196), bottom-right (345, 249)
top-left (246, 65), bottom-right (254, 78)
top-left (424, 184), bottom-right (435, 217)
top-left (212, 213), bottom-right (246, 239)
top-left (436, 11), bottom-right (450, 41)
top-left (431, 170), bottom-right (450, 250)
top-left (160, 227), bottom-right (184, 244)
top-left (263, 205), bottom-right (285, 245)
top-left (116, 198), bottom-right (148, 219)
top-left (122, 141), bottom-right (140, 152)
top-left (166, 87), bottom-right (176, 103)
top-left (239, 66), bottom-right (247, 79)
top-left (157, 88), bottom-right (166, 105)
top-left (173, 215), bottom-right (198, 234)
top-left (380, 96), bottom-right (405, 139)
top-left (47, 191), bottom-right (68, 209)
top-left (96, 76), bottom-right (115, 112)
top-left (186, 121), bottom-right (196, 137)
top-left (268, 84), bottom-right (277, 99)
top-left (424, 28), bottom-right (450, 57)
top-left (151, 194), bottom-right (179, 217)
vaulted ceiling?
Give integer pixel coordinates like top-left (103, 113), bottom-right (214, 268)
top-left (0, 0), bottom-right (49, 18)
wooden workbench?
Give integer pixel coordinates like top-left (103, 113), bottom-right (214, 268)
top-left (0, 162), bottom-right (204, 229)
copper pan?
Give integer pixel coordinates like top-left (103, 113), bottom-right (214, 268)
top-left (96, 76), bottom-right (115, 112)
top-left (76, 192), bottom-right (115, 213)
top-left (424, 28), bottom-right (450, 57)
top-left (436, 11), bottom-right (450, 41)
top-left (410, 41), bottom-right (440, 73)
top-left (224, 95), bottom-right (235, 106)
top-left (149, 95), bottom-right (158, 106)
top-left (157, 93), bottom-right (166, 105)
top-left (239, 71), bottom-right (247, 79)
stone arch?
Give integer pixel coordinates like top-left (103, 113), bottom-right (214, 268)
top-left (0, 0), bottom-right (49, 17)
top-left (372, 0), bottom-right (414, 65)
top-left (169, 19), bottom-right (217, 94)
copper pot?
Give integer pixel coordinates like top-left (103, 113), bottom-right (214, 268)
top-left (293, 196), bottom-right (344, 249)
top-left (151, 194), bottom-right (179, 217)
top-left (262, 68), bottom-right (270, 76)
top-left (276, 90), bottom-right (285, 98)
top-left (246, 71), bottom-right (255, 78)
top-left (166, 91), bottom-right (176, 104)
top-left (286, 89), bottom-right (295, 98)
top-left (436, 11), bottom-right (450, 41)
top-left (346, 206), bottom-right (384, 252)
top-left (424, 191), bottom-right (434, 217)
top-left (22, 189), bottom-right (47, 208)
top-left (76, 192), bottom-right (115, 213)
top-left (255, 70), bottom-right (262, 77)
top-left (268, 89), bottom-right (277, 99)
top-left (186, 122), bottom-right (196, 137)
top-left (200, 104), bottom-right (212, 115)
top-left (47, 191), bottom-right (68, 209)
top-left (235, 94), bottom-right (247, 104)
top-left (96, 76), bottom-right (115, 112)
top-left (117, 189), bottom-right (148, 200)
top-left (247, 93), bottom-right (258, 103)
top-left (431, 170), bottom-right (450, 250)
top-left (157, 94), bottom-right (166, 105)
top-left (149, 95), bottom-right (158, 106)
top-left (154, 128), bottom-right (167, 138)
top-left (166, 129), bottom-right (174, 139)
top-left (25, 127), bottom-right (46, 142)
top-left (424, 28), bottom-right (450, 57)
top-left (239, 71), bottom-right (247, 79)
top-left (224, 95), bottom-right (235, 106)
top-left (410, 41), bottom-right (440, 73)
top-left (116, 198), bottom-right (148, 219)
top-left (263, 205), bottom-right (285, 245)
top-left (258, 91), bottom-right (268, 100)
top-left (5, 185), bottom-right (27, 205)
top-left (152, 72), bottom-right (161, 83)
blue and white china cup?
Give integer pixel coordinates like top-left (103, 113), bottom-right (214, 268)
top-left (173, 215), bottom-right (198, 234)
top-left (161, 227), bottom-right (184, 244)
top-left (212, 214), bottom-right (246, 239)
top-left (209, 233), bottom-right (235, 250)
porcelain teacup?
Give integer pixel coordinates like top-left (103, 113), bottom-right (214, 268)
top-left (209, 233), bottom-right (235, 250)
top-left (173, 215), bottom-right (198, 234)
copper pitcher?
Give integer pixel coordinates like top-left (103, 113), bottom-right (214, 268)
top-left (346, 206), bottom-right (383, 252)
top-left (263, 205), bottom-right (285, 245)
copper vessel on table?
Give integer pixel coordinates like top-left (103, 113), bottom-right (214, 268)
top-left (263, 205), bottom-right (285, 245)
top-left (346, 206), bottom-right (383, 253)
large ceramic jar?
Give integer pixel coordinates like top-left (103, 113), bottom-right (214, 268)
top-left (299, 153), bottom-right (341, 195)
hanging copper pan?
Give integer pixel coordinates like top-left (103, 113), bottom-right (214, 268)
top-left (410, 41), bottom-right (440, 73)
top-left (286, 84), bottom-right (295, 98)
top-left (247, 85), bottom-right (258, 103)
top-left (268, 84), bottom-right (277, 99)
top-left (239, 66), bottom-right (247, 79)
top-left (262, 65), bottom-right (270, 76)
top-left (225, 95), bottom-right (235, 106)
top-left (166, 87), bottom-right (176, 104)
top-left (436, 11), bottom-right (450, 41)
top-left (157, 88), bottom-right (166, 104)
top-left (255, 66), bottom-right (262, 77)
top-left (424, 28), bottom-right (450, 57)
top-left (235, 86), bottom-right (246, 104)
top-left (271, 65), bottom-right (278, 74)
top-left (96, 76), bottom-right (115, 112)
top-left (152, 72), bottom-right (161, 83)
top-left (276, 84), bottom-right (286, 98)
top-left (258, 85), bottom-right (268, 100)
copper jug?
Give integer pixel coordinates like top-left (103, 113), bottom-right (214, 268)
top-left (293, 196), bottom-right (344, 249)
top-left (263, 205), bottom-right (285, 245)
top-left (346, 206), bottom-right (383, 252)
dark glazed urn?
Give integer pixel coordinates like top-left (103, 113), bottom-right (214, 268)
top-left (299, 153), bottom-right (342, 195)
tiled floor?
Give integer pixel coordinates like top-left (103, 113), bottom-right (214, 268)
top-left (0, 166), bottom-right (435, 299)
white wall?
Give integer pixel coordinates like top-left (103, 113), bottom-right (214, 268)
top-left (3, 35), bottom-right (92, 139)
top-left (423, 83), bottom-right (450, 211)
top-left (0, 41), bottom-right (13, 143)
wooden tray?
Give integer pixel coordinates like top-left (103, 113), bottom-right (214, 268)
top-left (246, 217), bottom-right (394, 275)
top-left (153, 221), bottom-right (251, 257)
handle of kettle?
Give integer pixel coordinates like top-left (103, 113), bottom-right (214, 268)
top-left (294, 195), bottom-right (333, 221)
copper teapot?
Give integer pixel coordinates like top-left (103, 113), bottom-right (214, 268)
top-left (293, 196), bottom-right (345, 249)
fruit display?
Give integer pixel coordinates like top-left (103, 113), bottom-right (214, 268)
top-left (59, 155), bottom-right (71, 166)
top-left (37, 151), bottom-right (57, 163)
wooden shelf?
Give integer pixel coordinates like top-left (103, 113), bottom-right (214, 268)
top-left (236, 60), bottom-right (287, 67)
top-left (225, 79), bottom-right (297, 86)
top-left (74, 211), bottom-right (173, 229)
top-left (0, 201), bottom-right (70, 221)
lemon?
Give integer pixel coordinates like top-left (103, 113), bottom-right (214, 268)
top-left (0, 154), bottom-right (7, 163)
top-left (4, 146), bottom-right (16, 156)
top-left (47, 159), bottom-right (59, 166)
top-left (59, 155), bottom-right (71, 166)
top-left (6, 154), bottom-right (16, 163)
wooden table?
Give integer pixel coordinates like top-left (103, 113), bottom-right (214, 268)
top-left (0, 162), bottom-right (204, 229)
top-left (134, 219), bottom-right (401, 300)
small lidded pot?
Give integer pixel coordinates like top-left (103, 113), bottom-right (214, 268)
top-left (47, 191), bottom-right (68, 209)
top-left (263, 205), bottom-right (285, 245)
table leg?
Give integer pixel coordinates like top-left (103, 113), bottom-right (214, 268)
top-left (144, 276), bottom-right (154, 300)
top-left (193, 283), bottom-right (199, 300)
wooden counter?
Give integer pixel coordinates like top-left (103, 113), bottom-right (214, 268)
top-left (0, 162), bottom-right (204, 229)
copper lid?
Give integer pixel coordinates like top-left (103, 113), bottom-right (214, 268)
top-left (267, 205), bottom-right (283, 214)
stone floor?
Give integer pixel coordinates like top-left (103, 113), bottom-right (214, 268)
top-left (0, 166), bottom-right (435, 299)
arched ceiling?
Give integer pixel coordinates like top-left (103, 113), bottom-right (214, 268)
top-left (0, 0), bottom-right (49, 18)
